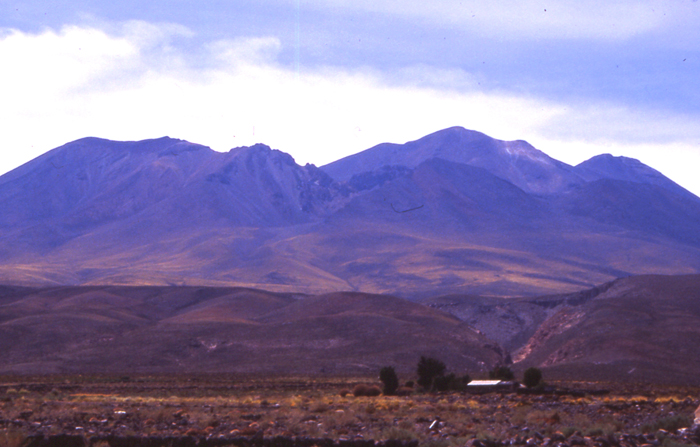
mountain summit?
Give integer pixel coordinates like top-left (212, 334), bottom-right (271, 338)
top-left (322, 127), bottom-right (583, 194)
top-left (0, 128), bottom-right (699, 297)
top-left (574, 153), bottom-right (697, 199)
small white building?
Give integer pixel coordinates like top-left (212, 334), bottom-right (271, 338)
top-left (468, 380), bottom-right (505, 387)
top-left (466, 380), bottom-right (519, 393)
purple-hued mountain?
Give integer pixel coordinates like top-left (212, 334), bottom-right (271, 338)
top-left (574, 153), bottom-right (694, 198)
top-left (323, 127), bottom-right (583, 194)
top-left (1, 127), bottom-right (700, 297)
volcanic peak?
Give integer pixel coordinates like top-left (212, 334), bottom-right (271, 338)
top-left (322, 126), bottom-right (583, 194)
top-left (573, 153), bottom-right (694, 197)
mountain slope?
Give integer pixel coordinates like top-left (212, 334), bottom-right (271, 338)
top-left (512, 274), bottom-right (700, 384)
top-left (574, 154), bottom-right (698, 200)
top-left (310, 154), bottom-right (700, 297)
top-left (0, 286), bottom-right (503, 374)
top-left (0, 138), bottom-right (333, 258)
top-left (422, 274), bottom-right (700, 385)
top-left (1, 128), bottom-right (700, 297)
top-left (322, 126), bottom-right (584, 194)
top-left (553, 178), bottom-right (700, 246)
top-left (0, 137), bottom-right (212, 229)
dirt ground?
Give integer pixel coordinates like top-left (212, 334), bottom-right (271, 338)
top-left (1, 375), bottom-right (700, 447)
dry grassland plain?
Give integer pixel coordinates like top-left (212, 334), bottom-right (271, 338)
top-left (1, 375), bottom-right (700, 447)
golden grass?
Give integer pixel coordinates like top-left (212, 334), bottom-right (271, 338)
top-left (0, 376), bottom-right (698, 445)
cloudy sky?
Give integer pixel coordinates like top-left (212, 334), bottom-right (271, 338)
top-left (2, 1), bottom-right (700, 194)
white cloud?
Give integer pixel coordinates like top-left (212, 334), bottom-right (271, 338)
top-left (0, 26), bottom-right (133, 96)
top-left (0, 22), bottom-right (560, 170)
top-left (535, 100), bottom-right (700, 145)
top-left (1, 20), bottom-right (700, 197)
top-left (206, 37), bottom-right (282, 67)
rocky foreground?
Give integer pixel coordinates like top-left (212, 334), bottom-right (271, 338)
top-left (2, 377), bottom-right (700, 447)
top-left (14, 426), bottom-right (700, 447)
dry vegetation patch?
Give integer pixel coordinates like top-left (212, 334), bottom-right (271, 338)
top-left (0, 375), bottom-right (699, 446)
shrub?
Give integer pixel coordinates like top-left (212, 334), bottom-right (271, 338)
top-left (417, 356), bottom-right (446, 390)
top-left (396, 387), bottom-right (413, 396)
top-left (352, 384), bottom-right (381, 397)
top-left (365, 385), bottom-right (381, 397)
top-left (352, 384), bottom-right (369, 397)
top-left (523, 367), bottom-right (543, 388)
top-left (379, 366), bottom-right (400, 395)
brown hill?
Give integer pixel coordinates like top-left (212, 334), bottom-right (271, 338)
top-left (425, 274), bottom-right (700, 385)
top-left (0, 286), bottom-right (503, 375)
top-left (512, 274), bottom-right (700, 384)
top-left (3, 276), bottom-right (700, 384)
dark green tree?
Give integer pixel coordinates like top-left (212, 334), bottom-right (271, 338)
top-left (523, 367), bottom-right (543, 388)
top-left (379, 366), bottom-right (399, 395)
top-left (416, 356), bottom-right (446, 390)
top-left (489, 365), bottom-right (514, 381)
top-left (433, 373), bottom-right (472, 392)
top-left (432, 373), bottom-right (452, 392)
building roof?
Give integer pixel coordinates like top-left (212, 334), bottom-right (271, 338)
top-left (467, 380), bottom-right (505, 386)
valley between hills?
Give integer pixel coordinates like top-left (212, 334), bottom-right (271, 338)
top-left (1, 127), bottom-right (700, 384)
top-left (1, 274), bottom-right (700, 385)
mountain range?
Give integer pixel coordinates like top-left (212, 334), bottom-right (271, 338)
top-left (1, 126), bottom-right (700, 298)
top-left (2, 126), bottom-right (700, 382)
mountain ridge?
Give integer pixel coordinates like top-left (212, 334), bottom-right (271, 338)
top-left (1, 126), bottom-right (699, 297)
top-left (573, 153), bottom-right (697, 199)
top-left (322, 126), bottom-right (585, 194)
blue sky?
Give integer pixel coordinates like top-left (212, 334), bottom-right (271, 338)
top-left (2, 1), bottom-right (700, 194)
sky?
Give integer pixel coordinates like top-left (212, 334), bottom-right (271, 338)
top-left (1, 1), bottom-right (700, 195)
